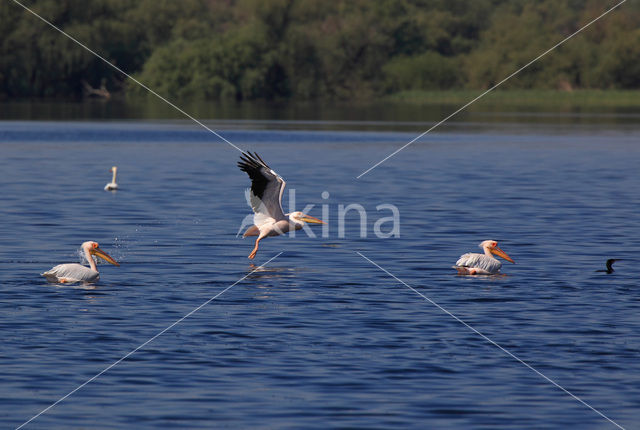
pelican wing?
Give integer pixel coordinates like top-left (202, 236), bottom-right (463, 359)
top-left (42, 263), bottom-right (99, 283)
top-left (455, 253), bottom-right (502, 274)
top-left (238, 152), bottom-right (286, 226)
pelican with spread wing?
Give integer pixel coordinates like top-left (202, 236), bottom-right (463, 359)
top-left (238, 152), bottom-right (324, 259)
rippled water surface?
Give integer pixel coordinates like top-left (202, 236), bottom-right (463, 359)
top-left (1, 119), bottom-right (640, 429)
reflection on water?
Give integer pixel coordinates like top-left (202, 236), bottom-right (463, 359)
top-left (246, 264), bottom-right (302, 281)
top-left (2, 99), bottom-right (640, 129)
top-left (43, 282), bottom-right (98, 290)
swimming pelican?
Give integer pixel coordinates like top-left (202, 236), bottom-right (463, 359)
top-left (42, 241), bottom-right (120, 283)
top-left (454, 240), bottom-right (515, 275)
top-left (238, 152), bottom-right (324, 259)
top-left (104, 166), bottom-right (118, 190)
top-left (596, 258), bottom-right (621, 274)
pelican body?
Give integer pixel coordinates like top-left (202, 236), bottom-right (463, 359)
top-left (238, 152), bottom-right (324, 259)
top-left (105, 166), bottom-right (118, 190)
top-left (454, 240), bottom-right (515, 275)
top-left (42, 241), bottom-right (119, 283)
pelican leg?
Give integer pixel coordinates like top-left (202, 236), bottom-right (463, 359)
top-left (455, 267), bottom-right (469, 275)
top-left (243, 225), bottom-right (260, 237)
top-left (455, 267), bottom-right (481, 275)
top-left (248, 237), bottom-right (262, 259)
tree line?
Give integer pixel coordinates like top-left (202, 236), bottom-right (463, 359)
top-left (1, 0), bottom-right (638, 101)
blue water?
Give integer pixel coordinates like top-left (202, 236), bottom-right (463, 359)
top-left (1, 119), bottom-right (639, 429)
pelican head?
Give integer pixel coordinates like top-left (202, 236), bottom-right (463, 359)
top-left (82, 241), bottom-right (120, 266)
top-left (480, 240), bottom-right (515, 264)
top-left (110, 166), bottom-right (117, 174)
top-left (288, 211), bottom-right (325, 225)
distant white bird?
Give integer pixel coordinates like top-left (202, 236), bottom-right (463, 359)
top-left (454, 240), bottom-right (515, 275)
top-left (238, 152), bottom-right (325, 259)
top-left (104, 166), bottom-right (118, 191)
top-left (42, 241), bottom-right (120, 283)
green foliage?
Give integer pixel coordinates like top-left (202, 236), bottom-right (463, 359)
top-left (383, 52), bottom-right (459, 91)
top-left (1, 0), bottom-right (639, 100)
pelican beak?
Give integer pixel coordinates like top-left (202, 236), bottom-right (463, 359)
top-left (91, 247), bottom-right (120, 266)
top-left (301, 215), bottom-right (325, 225)
top-left (491, 246), bottom-right (515, 264)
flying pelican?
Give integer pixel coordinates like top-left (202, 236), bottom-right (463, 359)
top-left (104, 166), bottom-right (118, 191)
top-left (42, 241), bottom-right (120, 283)
top-left (596, 259), bottom-right (621, 274)
top-left (237, 152), bottom-right (324, 259)
top-left (454, 240), bottom-right (515, 275)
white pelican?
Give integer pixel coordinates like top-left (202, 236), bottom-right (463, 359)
top-left (42, 241), bottom-right (120, 283)
top-left (238, 152), bottom-right (324, 259)
top-left (596, 258), bottom-right (621, 274)
top-left (104, 166), bottom-right (118, 190)
top-left (454, 240), bottom-right (515, 275)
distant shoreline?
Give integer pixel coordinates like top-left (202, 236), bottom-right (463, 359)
top-left (3, 89), bottom-right (639, 109)
top-left (386, 89), bottom-right (640, 109)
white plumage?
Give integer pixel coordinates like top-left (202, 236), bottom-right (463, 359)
top-left (42, 241), bottom-right (119, 283)
top-left (43, 263), bottom-right (100, 283)
top-left (237, 152), bottom-right (324, 259)
top-left (454, 240), bottom-right (515, 275)
top-left (104, 166), bottom-right (118, 191)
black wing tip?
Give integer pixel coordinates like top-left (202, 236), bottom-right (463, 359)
top-left (239, 151), bottom-right (268, 169)
top-left (238, 153), bottom-right (256, 172)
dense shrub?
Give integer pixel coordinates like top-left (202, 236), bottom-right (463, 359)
top-left (1, 0), bottom-right (638, 100)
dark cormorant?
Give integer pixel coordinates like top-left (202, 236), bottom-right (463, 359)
top-left (596, 259), bottom-right (621, 274)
